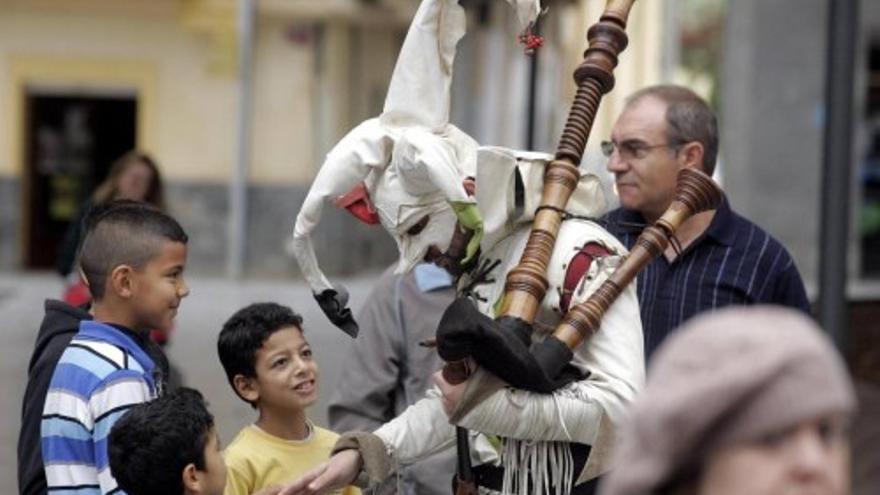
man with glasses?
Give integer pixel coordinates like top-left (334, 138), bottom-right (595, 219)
top-left (601, 84), bottom-right (810, 359)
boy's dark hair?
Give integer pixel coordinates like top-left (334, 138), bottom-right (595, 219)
top-left (218, 302), bottom-right (304, 406)
top-left (108, 387), bottom-right (214, 495)
top-left (78, 200), bottom-right (188, 299)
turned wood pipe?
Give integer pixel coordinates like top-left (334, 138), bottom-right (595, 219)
top-left (552, 167), bottom-right (721, 349)
top-left (442, 0), bottom-right (638, 387)
top-left (500, 0), bottom-right (637, 325)
top-left (442, 168), bottom-right (723, 385)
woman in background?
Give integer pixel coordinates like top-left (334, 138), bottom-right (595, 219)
top-left (56, 150), bottom-right (165, 298)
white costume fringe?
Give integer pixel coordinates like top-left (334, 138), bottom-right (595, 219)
top-left (500, 438), bottom-right (574, 495)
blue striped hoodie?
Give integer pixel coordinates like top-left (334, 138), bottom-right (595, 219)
top-left (41, 321), bottom-right (159, 495)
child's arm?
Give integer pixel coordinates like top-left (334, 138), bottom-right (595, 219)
top-left (89, 370), bottom-right (153, 495)
top-left (223, 468), bottom-right (251, 495)
top-left (40, 410), bottom-right (95, 493)
top-left (222, 447), bottom-right (257, 495)
top-left (41, 364), bottom-right (150, 494)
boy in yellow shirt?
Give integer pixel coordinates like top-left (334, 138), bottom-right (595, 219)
top-left (217, 303), bottom-right (359, 495)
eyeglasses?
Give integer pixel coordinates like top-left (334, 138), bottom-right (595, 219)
top-left (600, 139), bottom-right (680, 160)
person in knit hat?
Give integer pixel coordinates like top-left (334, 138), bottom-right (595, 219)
top-left (599, 306), bottom-right (856, 495)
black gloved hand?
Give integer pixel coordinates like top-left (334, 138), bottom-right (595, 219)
top-left (314, 286), bottom-right (359, 337)
top-left (436, 298), bottom-right (585, 393)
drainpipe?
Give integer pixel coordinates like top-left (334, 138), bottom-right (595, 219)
top-left (818, 0), bottom-right (858, 352)
top-left (526, 23), bottom-right (539, 150)
top-left (228, 0), bottom-right (256, 279)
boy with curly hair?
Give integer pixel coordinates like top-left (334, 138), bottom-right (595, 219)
top-left (218, 303), bottom-right (359, 495)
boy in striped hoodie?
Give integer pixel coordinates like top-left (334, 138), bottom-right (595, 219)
top-left (41, 200), bottom-right (190, 495)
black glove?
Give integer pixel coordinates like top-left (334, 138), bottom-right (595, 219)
top-left (314, 286), bottom-right (359, 338)
top-left (436, 298), bottom-right (585, 393)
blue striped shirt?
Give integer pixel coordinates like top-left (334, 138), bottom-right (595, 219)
top-left (603, 197), bottom-right (810, 359)
top-left (41, 321), bottom-right (159, 495)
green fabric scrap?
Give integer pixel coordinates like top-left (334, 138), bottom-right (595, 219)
top-left (449, 201), bottom-right (483, 264)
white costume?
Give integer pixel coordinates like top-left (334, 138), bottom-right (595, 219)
top-left (370, 149), bottom-right (644, 493)
top-left (289, 0), bottom-right (644, 492)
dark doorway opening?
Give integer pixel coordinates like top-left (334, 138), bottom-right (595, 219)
top-left (24, 91), bottom-right (137, 269)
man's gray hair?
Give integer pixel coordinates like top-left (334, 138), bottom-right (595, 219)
top-left (626, 84), bottom-right (719, 176)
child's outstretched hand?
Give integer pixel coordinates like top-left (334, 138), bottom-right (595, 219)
top-left (278, 450), bottom-right (362, 495)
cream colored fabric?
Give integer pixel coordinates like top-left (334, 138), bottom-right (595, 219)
top-left (474, 147), bottom-right (606, 251)
top-left (381, 0), bottom-right (464, 131)
top-left (291, 112), bottom-right (478, 294)
top-left (291, 0), bottom-right (546, 296)
top-left (291, 0), bottom-right (477, 295)
top-left (374, 219), bottom-right (645, 485)
top-left (505, 0), bottom-right (543, 30)
top-left (375, 126), bottom-right (478, 274)
top-left (373, 386), bottom-right (500, 469)
top-left (292, 118), bottom-right (393, 292)
top-left (454, 220), bottom-right (644, 483)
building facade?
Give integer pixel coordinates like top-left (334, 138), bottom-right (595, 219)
top-left (0, 0), bottom-right (665, 277)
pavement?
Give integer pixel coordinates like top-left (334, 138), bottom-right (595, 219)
top-left (0, 269), bottom-right (385, 494)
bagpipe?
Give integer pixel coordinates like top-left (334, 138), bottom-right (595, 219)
top-left (436, 0), bottom-right (722, 394)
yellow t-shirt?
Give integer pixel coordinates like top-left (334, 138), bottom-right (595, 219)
top-left (223, 423), bottom-right (360, 495)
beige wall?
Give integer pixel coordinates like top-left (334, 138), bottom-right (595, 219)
top-left (251, 16), bottom-right (316, 185)
top-left (447, 0), bottom-right (665, 158)
top-left (0, 0), bottom-right (326, 185)
top-left (0, 0), bottom-right (664, 185)
top-left (556, 0), bottom-right (666, 152)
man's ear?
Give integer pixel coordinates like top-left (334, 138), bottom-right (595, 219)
top-left (182, 463), bottom-right (200, 493)
top-left (679, 141), bottom-right (706, 173)
top-left (108, 265), bottom-right (135, 299)
top-left (233, 374), bottom-right (259, 404)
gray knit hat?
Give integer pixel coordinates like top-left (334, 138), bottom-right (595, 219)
top-left (599, 306), bottom-right (856, 495)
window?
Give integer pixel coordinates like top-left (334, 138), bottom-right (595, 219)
top-left (860, 42), bottom-right (880, 278)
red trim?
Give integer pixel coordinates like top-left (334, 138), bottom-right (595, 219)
top-left (560, 242), bottom-right (611, 313)
top-left (334, 182), bottom-right (380, 225)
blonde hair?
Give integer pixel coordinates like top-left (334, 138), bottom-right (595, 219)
top-left (92, 151), bottom-right (165, 209)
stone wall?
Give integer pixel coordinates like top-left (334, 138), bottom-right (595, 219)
top-left (0, 179), bottom-right (397, 278)
top-left (723, 0), bottom-right (880, 294)
top-left (722, 0), bottom-right (828, 292)
top-left (164, 182), bottom-right (397, 278)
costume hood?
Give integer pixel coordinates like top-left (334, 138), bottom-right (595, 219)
top-left (290, 0), bottom-right (542, 336)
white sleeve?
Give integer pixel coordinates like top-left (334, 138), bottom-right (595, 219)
top-left (454, 285), bottom-right (643, 443)
top-left (292, 118), bottom-right (394, 293)
top-left (372, 387), bottom-right (458, 466)
top-left (455, 250), bottom-right (645, 478)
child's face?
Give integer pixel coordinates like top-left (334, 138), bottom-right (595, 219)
top-left (251, 326), bottom-right (319, 413)
top-left (129, 240), bottom-right (189, 331)
top-left (198, 427), bottom-right (227, 495)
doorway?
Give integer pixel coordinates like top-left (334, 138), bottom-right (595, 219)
top-left (24, 90), bottom-right (137, 269)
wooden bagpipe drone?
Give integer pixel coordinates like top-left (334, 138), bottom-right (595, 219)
top-left (435, 0), bottom-right (723, 393)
